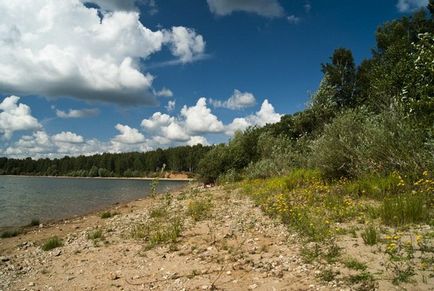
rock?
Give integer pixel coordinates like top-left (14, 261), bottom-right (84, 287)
top-left (109, 272), bottom-right (120, 280)
top-left (52, 249), bottom-right (62, 257)
top-left (248, 283), bottom-right (258, 290)
top-left (28, 282), bottom-right (35, 286)
top-left (0, 256), bottom-right (10, 262)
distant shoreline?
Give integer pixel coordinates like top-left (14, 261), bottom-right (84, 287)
top-left (2, 174), bottom-right (194, 182)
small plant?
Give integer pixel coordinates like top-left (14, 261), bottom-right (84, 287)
top-left (344, 258), bottom-right (367, 271)
top-left (87, 229), bottom-right (103, 240)
top-left (361, 225), bottom-right (378, 245)
top-left (318, 268), bottom-right (337, 282)
top-left (301, 243), bottom-right (322, 264)
top-left (28, 218), bottom-right (40, 227)
top-left (346, 271), bottom-right (374, 284)
top-left (1, 229), bottom-right (22, 238)
top-left (187, 198), bottom-right (212, 221)
top-left (149, 205), bottom-right (168, 219)
top-left (324, 242), bottom-right (341, 263)
top-left (131, 216), bottom-right (183, 250)
top-left (41, 236), bottom-right (63, 251)
top-left (100, 211), bottom-right (117, 219)
top-left (150, 178), bottom-right (159, 197)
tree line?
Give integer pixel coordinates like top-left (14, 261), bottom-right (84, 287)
top-left (0, 145), bottom-right (210, 177)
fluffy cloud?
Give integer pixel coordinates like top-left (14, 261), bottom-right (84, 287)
top-left (112, 124), bottom-right (146, 144)
top-left (0, 0), bottom-right (205, 105)
top-left (226, 99), bottom-right (281, 135)
top-left (56, 108), bottom-right (100, 118)
top-left (181, 98), bottom-right (224, 133)
top-left (210, 89), bottom-right (256, 110)
top-left (141, 112), bottom-right (190, 142)
top-left (52, 131), bottom-right (84, 144)
top-left (207, 0), bottom-right (284, 17)
top-left (164, 27), bottom-right (206, 63)
top-left (396, 0), bottom-right (428, 12)
top-left (0, 96), bottom-right (41, 139)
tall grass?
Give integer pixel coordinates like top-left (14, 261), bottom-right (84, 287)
top-left (381, 193), bottom-right (430, 226)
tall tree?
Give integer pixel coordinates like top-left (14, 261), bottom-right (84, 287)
top-left (321, 48), bottom-right (357, 109)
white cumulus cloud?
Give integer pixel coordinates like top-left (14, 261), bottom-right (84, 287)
top-left (210, 89), bottom-right (256, 110)
top-left (207, 0), bottom-right (284, 17)
top-left (0, 0), bottom-right (205, 105)
top-left (52, 131), bottom-right (84, 144)
top-left (112, 124), bottom-right (146, 144)
top-left (396, 0), bottom-right (428, 12)
top-left (0, 96), bottom-right (41, 139)
top-left (181, 98), bottom-right (224, 133)
top-left (226, 99), bottom-right (281, 135)
top-left (164, 26), bottom-right (206, 63)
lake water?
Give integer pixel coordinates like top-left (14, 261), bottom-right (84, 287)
top-left (0, 176), bottom-right (188, 228)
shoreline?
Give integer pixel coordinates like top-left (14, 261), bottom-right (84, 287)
top-left (2, 174), bottom-right (194, 182)
top-left (0, 180), bottom-right (191, 231)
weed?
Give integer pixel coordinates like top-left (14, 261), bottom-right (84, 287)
top-left (187, 198), bottom-right (212, 221)
top-left (318, 268), bottom-right (337, 282)
top-left (324, 243), bottom-right (341, 263)
top-left (301, 243), bottom-right (322, 264)
top-left (41, 236), bottom-right (63, 251)
top-left (1, 229), bottom-right (22, 238)
top-left (87, 229), bottom-right (103, 240)
top-left (361, 225), bottom-right (378, 245)
top-left (344, 258), bottom-right (367, 271)
top-left (131, 216), bottom-right (183, 250)
top-left (346, 271), bottom-right (373, 284)
top-left (149, 205), bottom-right (168, 219)
top-left (391, 264), bottom-right (415, 285)
top-left (100, 211), bottom-right (118, 219)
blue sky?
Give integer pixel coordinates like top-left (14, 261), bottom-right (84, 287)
top-left (0, 0), bottom-right (428, 158)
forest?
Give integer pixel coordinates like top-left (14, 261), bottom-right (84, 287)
top-left (0, 5), bottom-right (433, 183)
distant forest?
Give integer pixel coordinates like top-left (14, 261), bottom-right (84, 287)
top-left (0, 145), bottom-right (210, 177)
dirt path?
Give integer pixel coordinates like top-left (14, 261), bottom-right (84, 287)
top-left (0, 186), bottom-right (334, 291)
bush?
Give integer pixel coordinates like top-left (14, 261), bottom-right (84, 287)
top-left (1, 229), bottom-right (22, 238)
top-left (310, 108), bottom-right (433, 180)
top-left (41, 236), bottom-right (63, 251)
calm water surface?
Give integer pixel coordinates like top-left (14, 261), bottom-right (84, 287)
top-left (0, 176), bottom-right (188, 228)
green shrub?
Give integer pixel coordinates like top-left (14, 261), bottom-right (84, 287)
top-left (381, 193), bottom-right (430, 226)
top-left (344, 258), bottom-right (368, 271)
top-left (1, 229), bottom-right (22, 238)
top-left (100, 211), bottom-right (117, 219)
top-left (87, 229), bottom-right (103, 240)
top-left (361, 225), bottom-right (378, 245)
top-left (186, 199), bottom-right (212, 221)
top-left (310, 109), bottom-right (433, 180)
top-left (41, 236), bottom-right (63, 251)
